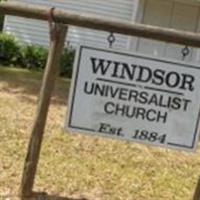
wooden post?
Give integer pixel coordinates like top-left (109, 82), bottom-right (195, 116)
top-left (20, 23), bottom-right (67, 198)
top-left (193, 177), bottom-right (200, 200)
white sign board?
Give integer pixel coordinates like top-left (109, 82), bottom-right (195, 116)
top-left (65, 45), bottom-right (200, 151)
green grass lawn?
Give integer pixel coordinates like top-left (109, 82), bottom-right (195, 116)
top-left (1, 66), bottom-right (200, 200)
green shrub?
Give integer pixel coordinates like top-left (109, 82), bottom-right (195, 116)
top-left (20, 45), bottom-right (48, 70)
top-left (59, 48), bottom-right (75, 78)
top-left (0, 33), bottom-right (21, 66)
top-left (0, 32), bottom-right (75, 77)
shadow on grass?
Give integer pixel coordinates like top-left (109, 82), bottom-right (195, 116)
top-left (0, 67), bottom-right (71, 105)
top-left (21, 192), bottom-right (89, 200)
top-left (193, 176), bottom-right (200, 200)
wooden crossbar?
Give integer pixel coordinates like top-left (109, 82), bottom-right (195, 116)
top-left (1, 1), bottom-right (200, 48)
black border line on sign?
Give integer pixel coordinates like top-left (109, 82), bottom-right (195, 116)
top-left (96, 78), bottom-right (184, 96)
top-left (68, 46), bottom-right (96, 133)
top-left (68, 45), bottom-right (200, 150)
top-left (68, 46), bottom-right (82, 128)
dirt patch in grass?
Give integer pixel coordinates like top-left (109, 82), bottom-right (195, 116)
top-left (1, 67), bottom-right (200, 200)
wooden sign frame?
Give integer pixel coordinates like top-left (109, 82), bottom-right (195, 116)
top-left (0, 1), bottom-right (200, 199)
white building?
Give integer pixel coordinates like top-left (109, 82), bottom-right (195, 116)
top-left (3, 0), bottom-right (200, 63)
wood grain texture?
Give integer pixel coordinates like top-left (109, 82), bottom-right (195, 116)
top-left (20, 23), bottom-right (67, 198)
top-left (1, 1), bottom-right (200, 47)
